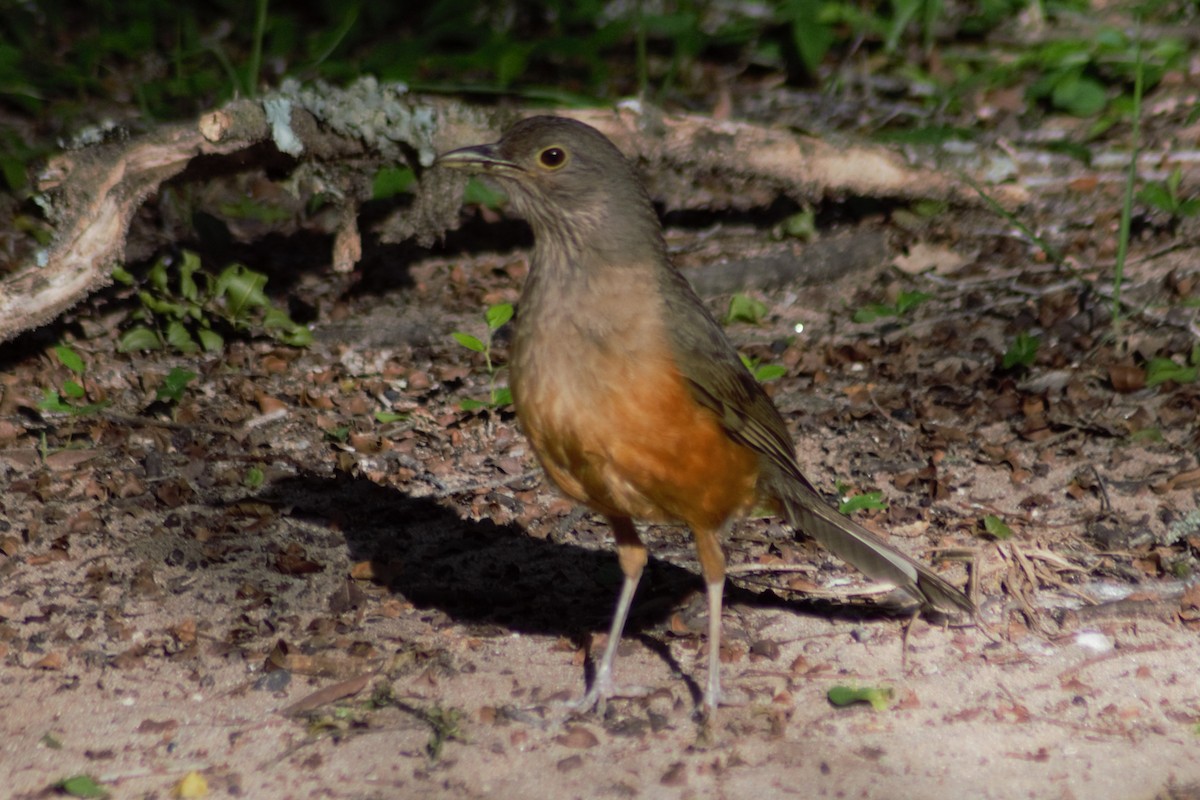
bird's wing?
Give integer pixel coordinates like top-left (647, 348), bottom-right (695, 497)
top-left (656, 267), bottom-right (817, 492)
top-left (658, 266), bottom-right (974, 614)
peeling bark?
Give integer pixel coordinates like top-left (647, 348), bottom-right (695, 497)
top-left (0, 79), bottom-right (1024, 344)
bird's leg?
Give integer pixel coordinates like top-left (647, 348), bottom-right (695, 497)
top-left (574, 516), bottom-right (646, 712)
top-left (703, 576), bottom-right (724, 715)
top-left (692, 525), bottom-right (727, 718)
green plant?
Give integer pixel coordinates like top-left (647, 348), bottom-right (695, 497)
top-left (451, 302), bottom-right (513, 410)
top-left (739, 353), bottom-right (787, 383)
top-left (1145, 347), bottom-right (1199, 388)
top-left (852, 290), bottom-right (931, 323)
top-left (775, 207), bottom-right (817, 241)
top-left (323, 425), bottom-right (350, 442)
top-left (54, 774), bottom-right (109, 798)
top-left (38, 344), bottom-right (111, 416)
top-left (982, 514), bottom-right (1013, 540)
top-left (1137, 166), bottom-right (1200, 221)
top-left (114, 250), bottom-right (312, 353)
top-left (726, 294), bottom-right (769, 325)
top-left (828, 684), bottom-right (893, 711)
top-left (372, 166), bottom-right (416, 200)
top-left (420, 704), bottom-right (464, 760)
top-left (156, 366), bottom-right (198, 405)
top-left (838, 490), bottom-right (887, 515)
top-left (243, 465), bottom-right (265, 488)
top-left (1002, 331), bottom-right (1040, 370)
top-left (1026, 27), bottom-right (1182, 122)
top-left (1111, 31), bottom-right (1144, 332)
top-left (461, 178), bottom-right (507, 210)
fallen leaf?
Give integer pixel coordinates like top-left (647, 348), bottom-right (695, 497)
top-left (174, 770), bottom-right (209, 798)
top-left (32, 652), bottom-right (65, 670)
top-left (558, 725), bottom-right (600, 749)
top-left (894, 242), bottom-right (966, 276)
top-left (1108, 362), bottom-right (1146, 393)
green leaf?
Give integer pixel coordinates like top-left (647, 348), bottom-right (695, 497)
top-left (258, 308), bottom-right (287, 330)
top-left (788, 0), bottom-right (834, 74)
top-left (111, 265), bottom-right (135, 285)
top-left (197, 328), bottom-right (225, 352)
top-left (165, 320), bottom-right (199, 353)
top-left (459, 398), bottom-right (487, 411)
top-left (54, 344), bottom-right (85, 373)
top-left (827, 685), bottom-right (893, 711)
top-left (1130, 428), bottom-right (1163, 443)
top-left (451, 332), bottom-right (486, 353)
top-left (61, 380), bottom-right (86, 399)
top-left (839, 491), bottom-right (888, 514)
top-left (276, 325), bottom-right (313, 347)
top-left (148, 256), bottom-right (170, 293)
top-left (853, 303), bottom-right (896, 323)
top-left (779, 208), bottom-right (816, 240)
top-left (894, 290), bottom-right (932, 315)
top-left (38, 389), bottom-right (74, 413)
top-left (215, 264), bottom-right (270, 319)
top-left (883, 0), bottom-right (920, 53)
top-left (1002, 332), bottom-right (1040, 370)
top-left (324, 426), bottom-right (350, 442)
top-left (118, 326), bottom-right (163, 353)
top-left (1146, 357), bottom-right (1198, 387)
top-left (138, 290), bottom-right (187, 318)
top-left (496, 43), bottom-right (531, 88)
top-left (739, 354), bottom-right (785, 383)
top-left (1137, 183), bottom-right (1175, 213)
top-left (753, 363), bottom-right (788, 382)
top-left (57, 774), bottom-right (109, 798)
top-left (490, 387), bottom-right (513, 407)
top-left (1166, 166), bottom-right (1183, 197)
top-left (983, 514), bottom-right (1013, 540)
top-left (374, 411), bottom-right (409, 424)
top-left (1051, 74), bottom-right (1107, 116)
top-left (372, 166), bottom-right (416, 200)
top-left (462, 178), bottom-right (506, 209)
top-left (218, 197), bottom-right (292, 223)
top-left (0, 153), bottom-right (26, 192)
top-left (178, 251), bottom-right (202, 302)
top-left (485, 303), bottom-right (514, 330)
top-left (156, 367), bottom-right (197, 403)
top-left (726, 294), bottom-right (768, 325)
top-left (243, 466), bottom-right (265, 488)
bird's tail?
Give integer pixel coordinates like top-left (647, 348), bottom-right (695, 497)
top-left (773, 474), bottom-right (974, 615)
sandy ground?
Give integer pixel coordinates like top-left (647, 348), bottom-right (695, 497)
top-left (4, 101), bottom-right (1200, 800)
top-left (2, 394), bottom-right (1198, 799)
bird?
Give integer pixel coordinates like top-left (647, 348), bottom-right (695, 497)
top-left (435, 115), bottom-right (973, 718)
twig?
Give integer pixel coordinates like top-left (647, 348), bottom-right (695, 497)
top-left (867, 387), bottom-right (916, 431)
top-left (1090, 465), bottom-right (1113, 513)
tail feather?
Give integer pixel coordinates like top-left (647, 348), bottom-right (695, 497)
top-left (778, 484), bottom-right (974, 615)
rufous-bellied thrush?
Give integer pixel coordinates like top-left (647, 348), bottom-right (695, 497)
top-left (436, 116), bottom-right (973, 718)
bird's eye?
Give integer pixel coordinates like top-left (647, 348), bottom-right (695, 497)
top-left (538, 147), bottom-right (567, 169)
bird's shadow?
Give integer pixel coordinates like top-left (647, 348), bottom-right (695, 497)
top-left (262, 471), bottom-right (896, 648)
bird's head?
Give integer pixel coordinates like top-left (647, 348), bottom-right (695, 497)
top-left (436, 116), bottom-right (661, 260)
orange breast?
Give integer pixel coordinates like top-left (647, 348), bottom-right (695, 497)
top-left (513, 305), bottom-right (760, 532)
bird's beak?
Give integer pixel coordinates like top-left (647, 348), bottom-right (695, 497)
top-left (434, 142), bottom-right (523, 176)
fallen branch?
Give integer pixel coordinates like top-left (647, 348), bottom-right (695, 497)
top-left (1, 79), bottom-right (1027, 344)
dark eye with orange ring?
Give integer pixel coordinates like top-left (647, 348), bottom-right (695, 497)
top-left (539, 147), bottom-right (567, 168)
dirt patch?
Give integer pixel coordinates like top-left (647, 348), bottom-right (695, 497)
top-left (3, 114), bottom-right (1200, 798)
